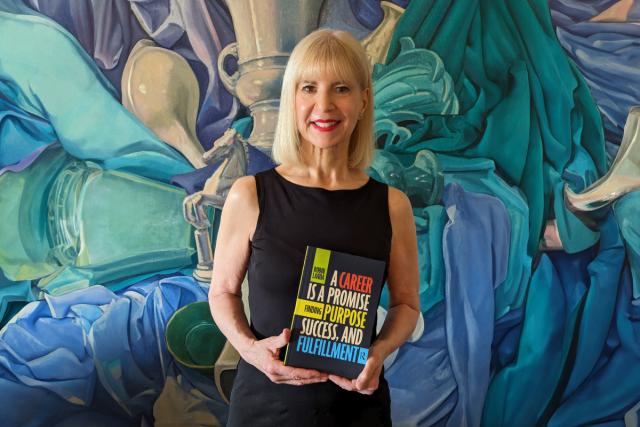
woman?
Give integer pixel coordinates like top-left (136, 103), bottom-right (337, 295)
top-left (209, 29), bottom-right (420, 426)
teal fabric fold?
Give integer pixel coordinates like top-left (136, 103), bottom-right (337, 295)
top-left (482, 252), bottom-right (585, 426)
top-left (0, 272), bottom-right (33, 330)
top-left (614, 192), bottom-right (640, 300)
top-left (482, 213), bottom-right (629, 426)
top-left (386, 0), bottom-right (607, 255)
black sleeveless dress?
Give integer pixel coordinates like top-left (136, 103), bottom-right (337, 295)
top-left (227, 167), bottom-right (392, 427)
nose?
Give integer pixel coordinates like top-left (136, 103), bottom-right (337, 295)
top-left (315, 90), bottom-right (334, 112)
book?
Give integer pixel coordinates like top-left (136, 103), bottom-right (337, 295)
top-left (283, 246), bottom-right (386, 379)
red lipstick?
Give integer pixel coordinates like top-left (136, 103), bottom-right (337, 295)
top-left (310, 119), bottom-right (340, 132)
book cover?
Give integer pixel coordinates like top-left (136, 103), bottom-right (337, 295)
top-left (283, 246), bottom-right (386, 379)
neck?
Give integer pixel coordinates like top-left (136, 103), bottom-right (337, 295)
top-left (297, 139), bottom-right (352, 182)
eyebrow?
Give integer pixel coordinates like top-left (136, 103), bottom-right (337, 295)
top-left (299, 80), bottom-right (349, 85)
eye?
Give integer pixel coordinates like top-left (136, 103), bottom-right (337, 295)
top-left (300, 84), bottom-right (315, 93)
top-left (335, 85), bottom-right (351, 94)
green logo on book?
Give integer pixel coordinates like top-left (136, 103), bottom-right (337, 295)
top-left (310, 248), bottom-right (331, 284)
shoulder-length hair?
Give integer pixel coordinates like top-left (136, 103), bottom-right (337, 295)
top-left (272, 29), bottom-right (374, 170)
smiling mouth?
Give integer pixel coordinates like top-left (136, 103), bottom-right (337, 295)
top-left (310, 120), bottom-right (340, 131)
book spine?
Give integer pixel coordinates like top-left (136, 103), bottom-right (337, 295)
top-left (283, 245), bottom-right (309, 364)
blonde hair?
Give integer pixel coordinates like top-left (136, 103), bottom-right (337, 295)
top-left (272, 29), bottom-right (374, 170)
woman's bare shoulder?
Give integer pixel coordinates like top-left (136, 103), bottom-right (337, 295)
top-left (220, 176), bottom-right (259, 239)
top-left (225, 175), bottom-right (258, 208)
top-left (386, 185), bottom-right (412, 220)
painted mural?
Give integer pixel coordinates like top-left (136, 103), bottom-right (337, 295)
top-left (1, 0), bottom-right (639, 425)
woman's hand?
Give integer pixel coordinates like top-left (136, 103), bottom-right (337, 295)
top-left (241, 328), bottom-right (329, 386)
top-left (328, 351), bottom-right (384, 395)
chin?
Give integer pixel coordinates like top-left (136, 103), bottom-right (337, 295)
top-left (308, 140), bottom-right (346, 150)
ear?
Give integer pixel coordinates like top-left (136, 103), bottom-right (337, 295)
top-left (361, 87), bottom-right (370, 114)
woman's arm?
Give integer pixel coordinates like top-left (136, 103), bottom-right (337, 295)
top-left (208, 176), bottom-right (328, 385)
top-left (369, 186), bottom-right (421, 359)
top-left (330, 186), bottom-right (420, 393)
